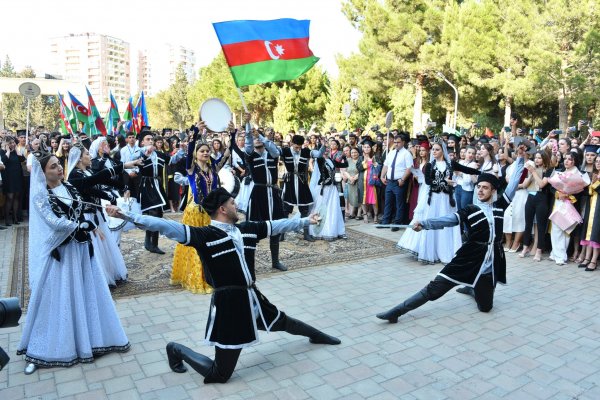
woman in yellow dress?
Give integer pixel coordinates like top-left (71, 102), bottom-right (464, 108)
top-left (170, 125), bottom-right (222, 293)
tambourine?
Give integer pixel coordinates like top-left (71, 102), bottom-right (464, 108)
top-left (200, 98), bottom-right (232, 133)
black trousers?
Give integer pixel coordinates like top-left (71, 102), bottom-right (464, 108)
top-left (283, 204), bottom-right (310, 218)
top-left (426, 273), bottom-right (496, 312)
top-left (199, 313), bottom-right (308, 383)
top-left (522, 193), bottom-right (550, 250)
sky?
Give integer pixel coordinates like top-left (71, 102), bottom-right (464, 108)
top-left (1, 0), bottom-right (362, 80)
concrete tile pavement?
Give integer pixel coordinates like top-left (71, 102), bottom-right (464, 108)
top-left (1, 223), bottom-right (600, 398)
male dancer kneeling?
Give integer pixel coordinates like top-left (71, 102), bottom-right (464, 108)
top-left (377, 152), bottom-right (525, 322)
top-left (106, 188), bottom-right (340, 384)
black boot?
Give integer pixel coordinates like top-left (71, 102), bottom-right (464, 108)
top-left (144, 231), bottom-right (153, 252)
top-left (284, 317), bottom-right (341, 345)
top-left (376, 288), bottom-right (430, 323)
top-left (270, 237), bottom-right (287, 271)
top-left (166, 342), bottom-right (214, 376)
top-left (303, 226), bottom-right (315, 242)
top-left (152, 232), bottom-right (165, 254)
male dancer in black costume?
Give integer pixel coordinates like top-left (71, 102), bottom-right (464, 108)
top-left (281, 134), bottom-right (315, 241)
top-left (377, 148), bottom-right (526, 322)
top-left (106, 188), bottom-right (340, 384)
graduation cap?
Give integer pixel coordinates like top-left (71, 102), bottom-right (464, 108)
top-left (162, 128), bottom-right (173, 135)
top-left (584, 144), bottom-right (600, 154)
top-left (478, 136), bottom-right (490, 144)
top-left (360, 136), bottom-right (376, 147)
top-left (16, 129), bottom-right (26, 137)
top-left (447, 134), bottom-right (459, 144)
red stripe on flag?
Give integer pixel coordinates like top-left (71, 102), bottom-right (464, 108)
top-left (222, 38), bottom-right (313, 67)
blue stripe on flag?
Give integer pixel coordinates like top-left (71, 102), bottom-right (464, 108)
top-left (213, 19), bottom-right (310, 45)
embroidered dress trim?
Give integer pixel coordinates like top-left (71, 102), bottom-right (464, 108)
top-left (18, 343), bottom-right (130, 367)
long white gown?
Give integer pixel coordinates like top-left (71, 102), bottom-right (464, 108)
top-left (397, 161), bottom-right (462, 264)
top-left (397, 166), bottom-right (429, 254)
top-left (18, 164), bottom-right (129, 367)
top-left (310, 158), bottom-right (345, 240)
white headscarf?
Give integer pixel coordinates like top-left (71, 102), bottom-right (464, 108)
top-left (67, 146), bottom-right (83, 179)
top-left (89, 137), bottom-right (107, 159)
top-left (28, 157), bottom-right (78, 290)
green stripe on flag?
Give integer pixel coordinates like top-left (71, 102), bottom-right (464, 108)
top-left (229, 56), bottom-right (319, 87)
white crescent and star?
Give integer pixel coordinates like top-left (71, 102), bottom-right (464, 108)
top-left (75, 104), bottom-right (87, 114)
top-left (264, 41), bottom-right (285, 60)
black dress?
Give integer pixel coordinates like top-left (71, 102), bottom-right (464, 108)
top-left (0, 150), bottom-right (25, 193)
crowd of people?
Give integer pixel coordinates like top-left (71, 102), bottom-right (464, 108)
top-left (2, 109), bottom-right (599, 378)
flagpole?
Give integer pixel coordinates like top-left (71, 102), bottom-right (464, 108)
top-left (236, 88), bottom-right (249, 113)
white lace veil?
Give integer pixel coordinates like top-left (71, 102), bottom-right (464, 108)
top-left (89, 137), bottom-right (106, 159)
top-left (28, 156), bottom-right (78, 290)
top-left (429, 137), bottom-right (451, 164)
top-left (67, 145), bottom-right (83, 178)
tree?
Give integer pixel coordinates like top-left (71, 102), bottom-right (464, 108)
top-left (341, 0), bottom-right (448, 133)
top-left (166, 64), bottom-right (193, 131)
top-left (272, 85), bottom-right (297, 133)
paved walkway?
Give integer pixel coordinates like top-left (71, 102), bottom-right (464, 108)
top-left (1, 222), bottom-right (600, 399)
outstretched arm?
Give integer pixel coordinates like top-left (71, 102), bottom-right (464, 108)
top-left (413, 214), bottom-right (459, 231)
top-left (270, 216), bottom-right (311, 236)
top-left (260, 134), bottom-right (280, 158)
top-left (503, 157), bottom-right (525, 202)
top-left (106, 205), bottom-right (187, 242)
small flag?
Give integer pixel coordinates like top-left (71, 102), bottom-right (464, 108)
top-left (212, 18), bottom-right (319, 87)
top-left (133, 91), bottom-right (149, 132)
top-left (123, 96), bottom-right (135, 133)
top-left (106, 91), bottom-right (121, 135)
top-left (86, 87), bottom-right (108, 136)
top-left (57, 92), bottom-right (74, 135)
top-left (68, 92), bottom-right (91, 129)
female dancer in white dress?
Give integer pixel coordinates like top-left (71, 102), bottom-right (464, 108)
top-left (398, 139), bottom-right (479, 264)
top-left (397, 145), bottom-right (430, 253)
top-left (309, 142), bottom-right (348, 240)
top-left (67, 143), bottom-right (140, 286)
top-left (17, 151), bottom-right (130, 374)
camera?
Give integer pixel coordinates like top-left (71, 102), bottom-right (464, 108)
top-left (554, 129), bottom-right (563, 135)
top-left (568, 126), bottom-right (577, 133)
top-left (0, 297), bottom-right (22, 371)
top-left (370, 124), bottom-right (380, 132)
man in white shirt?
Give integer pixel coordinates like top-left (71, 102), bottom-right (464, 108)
top-left (120, 131), bottom-right (140, 199)
top-left (380, 134), bottom-right (413, 231)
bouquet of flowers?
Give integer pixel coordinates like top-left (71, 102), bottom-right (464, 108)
top-left (547, 170), bottom-right (590, 195)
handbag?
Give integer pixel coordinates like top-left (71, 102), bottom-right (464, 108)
top-left (368, 163), bottom-right (383, 187)
top-left (549, 199), bottom-right (583, 234)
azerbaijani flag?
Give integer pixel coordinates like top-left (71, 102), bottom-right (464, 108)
top-left (106, 91), bottom-right (121, 135)
top-left (57, 92), bottom-right (74, 135)
top-left (123, 96), bottom-right (135, 133)
top-left (69, 92), bottom-right (91, 128)
top-left (86, 87), bottom-right (107, 136)
top-left (212, 18), bottom-right (319, 87)
top-left (133, 91), bottom-right (149, 132)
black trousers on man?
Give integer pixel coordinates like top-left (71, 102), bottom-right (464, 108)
top-left (166, 312), bottom-right (339, 383)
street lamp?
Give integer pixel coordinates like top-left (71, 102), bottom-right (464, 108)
top-left (436, 72), bottom-right (458, 131)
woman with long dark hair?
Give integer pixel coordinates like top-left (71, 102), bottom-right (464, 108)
top-left (520, 150), bottom-right (554, 261)
top-left (18, 150), bottom-right (130, 374)
top-left (0, 136), bottom-right (25, 226)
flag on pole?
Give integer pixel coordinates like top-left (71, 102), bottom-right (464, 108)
top-left (86, 87), bottom-right (108, 136)
top-left (68, 92), bottom-right (91, 133)
top-left (57, 92), bottom-right (74, 135)
top-left (123, 96), bottom-right (135, 133)
top-left (133, 91), bottom-right (149, 132)
top-left (106, 91), bottom-right (121, 135)
top-left (212, 18), bottom-right (319, 87)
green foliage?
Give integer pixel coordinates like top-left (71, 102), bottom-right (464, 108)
top-left (1, 61), bottom-right (59, 131)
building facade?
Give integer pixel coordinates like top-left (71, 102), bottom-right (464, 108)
top-left (49, 33), bottom-right (130, 109)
